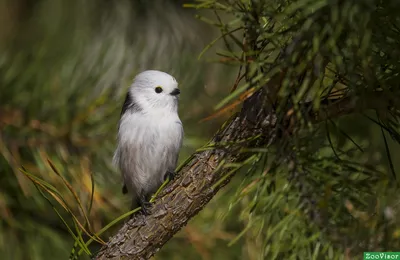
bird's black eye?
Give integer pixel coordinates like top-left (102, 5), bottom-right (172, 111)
top-left (155, 86), bottom-right (163, 93)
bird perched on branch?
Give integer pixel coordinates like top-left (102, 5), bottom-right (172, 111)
top-left (113, 70), bottom-right (183, 214)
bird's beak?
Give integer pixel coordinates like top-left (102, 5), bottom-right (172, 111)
top-left (170, 88), bottom-right (180, 96)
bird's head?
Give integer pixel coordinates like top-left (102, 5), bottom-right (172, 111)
top-left (130, 70), bottom-right (180, 112)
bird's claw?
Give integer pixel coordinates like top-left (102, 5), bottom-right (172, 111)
top-left (140, 201), bottom-right (152, 215)
top-left (137, 194), bottom-right (152, 216)
top-left (164, 170), bottom-right (176, 181)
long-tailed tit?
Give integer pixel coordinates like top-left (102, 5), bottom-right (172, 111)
top-left (113, 70), bottom-right (183, 214)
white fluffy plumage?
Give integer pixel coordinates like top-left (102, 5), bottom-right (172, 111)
top-left (113, 70), bottom-right (183, 213)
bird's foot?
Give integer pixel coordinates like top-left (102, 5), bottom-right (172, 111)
top-left (164, 170), bottom-right (176, 181)
top-left (141, 201), bottom-right (152, 215)
top-left (137, 196), bottom-right (152, 216)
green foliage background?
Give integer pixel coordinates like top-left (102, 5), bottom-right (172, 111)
top-left (0, 0), bottom-right (237, 259)
top-left (1, 0), bottom-right (400, 259)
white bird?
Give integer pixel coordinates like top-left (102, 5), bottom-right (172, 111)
top-left (113, 70), bottom-right (183, 214)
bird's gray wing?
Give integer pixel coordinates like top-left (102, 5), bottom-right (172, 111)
top-left (117, 91), bottom-right (142, 193)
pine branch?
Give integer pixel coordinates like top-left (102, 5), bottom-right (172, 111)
top-left (94, 85), bottom-right (391, 259)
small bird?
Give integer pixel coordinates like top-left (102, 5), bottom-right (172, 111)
top-left (113, 70), bottom-right (183, 214)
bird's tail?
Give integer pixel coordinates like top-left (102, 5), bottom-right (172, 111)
top-left (122, 184), bottom-right (128, 194)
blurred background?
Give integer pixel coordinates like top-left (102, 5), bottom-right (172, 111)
top-left (1, 0), bottom-right (400, 260)
top-left (0, 0), bottom-right (244, 259)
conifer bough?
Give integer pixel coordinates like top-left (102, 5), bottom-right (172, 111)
top-left (96, 0), bottom-right (400, 258)
top-left (95, 81), bottom-right (383, 259)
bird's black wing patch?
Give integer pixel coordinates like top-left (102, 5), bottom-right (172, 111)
top-left (122, 184), bottom-right (128, 194)
top-left (120, 92), bottom-right (142, 117)
top-left (121, 92), bottom-right (132, 116)
top-left (118, 92), bottom-right (142, 131)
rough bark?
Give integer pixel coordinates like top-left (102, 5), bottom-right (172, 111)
top-left (95, 89), bottom-right (393, 260)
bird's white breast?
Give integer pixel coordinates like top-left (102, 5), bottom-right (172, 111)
top-left (118, 110), bottom-right (182, 193)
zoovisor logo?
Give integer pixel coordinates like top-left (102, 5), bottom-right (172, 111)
top-left (364, 252), bottom-right (400, 259)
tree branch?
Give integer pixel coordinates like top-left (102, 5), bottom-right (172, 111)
top-left (95, 104), bottom-right (272, 259)
top-left (95, 89), bottom-right (394, 260)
